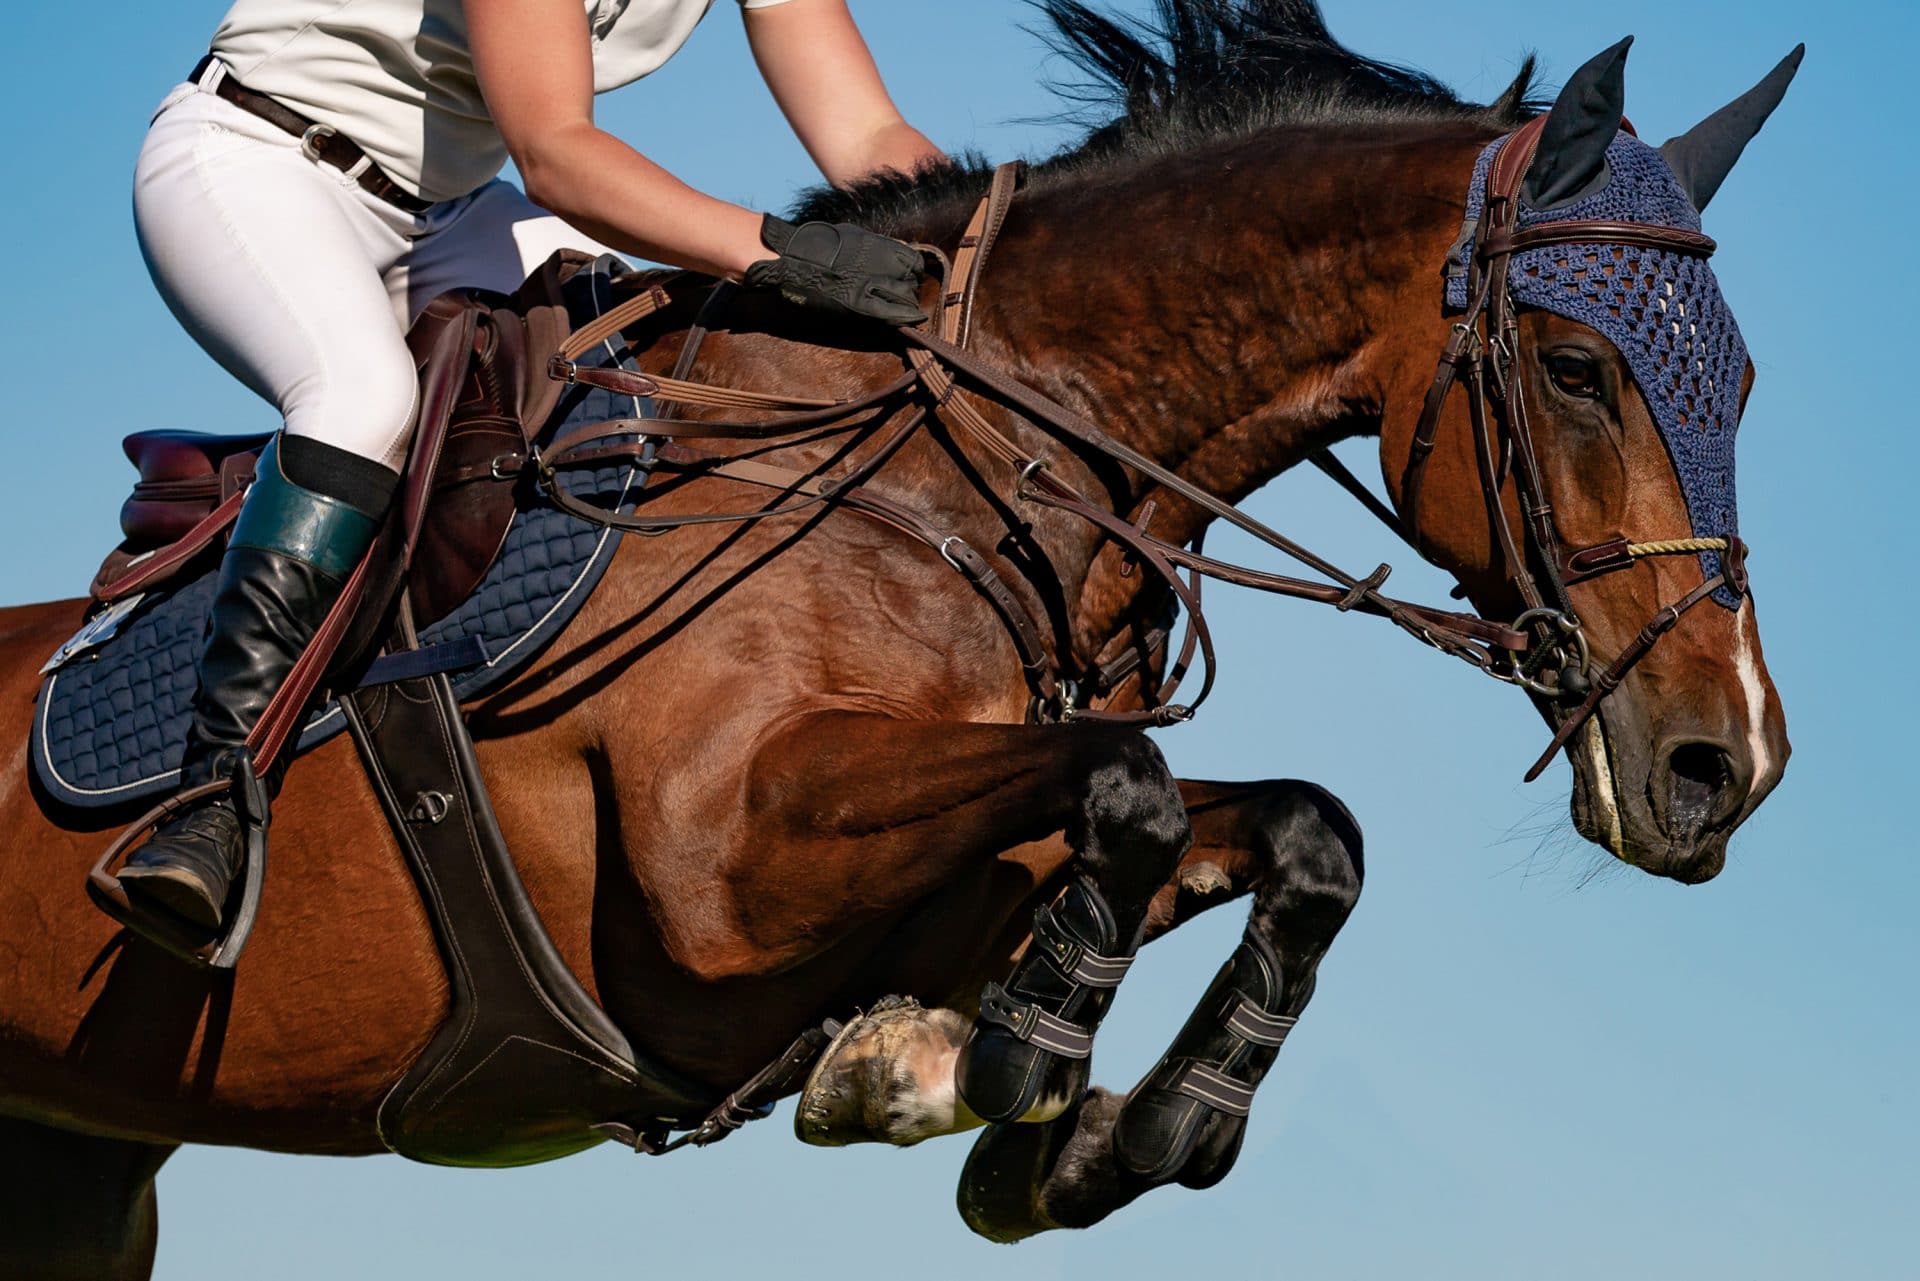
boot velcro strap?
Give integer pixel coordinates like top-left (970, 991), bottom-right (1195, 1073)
top-left (1030, 905), bottom-right (1134, 989)
top-left (1223, 996), bottom-right (1297, 1048)
top-left (977, 982), bottom-right (1094, 1060)
top-left (1167, 1060), bottom-right (1256, 1117)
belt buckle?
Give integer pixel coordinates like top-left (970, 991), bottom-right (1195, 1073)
top-left (300, 123), bottom-right (338, 163)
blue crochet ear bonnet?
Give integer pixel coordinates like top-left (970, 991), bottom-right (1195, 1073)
top-left (1446, 131), bottom-right (1748, 608)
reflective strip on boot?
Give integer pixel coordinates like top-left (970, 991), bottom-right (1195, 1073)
top-left (1166, 1060), bottom-right (1257, 1118)
top-left (1029, 901), bottom-right (1135, 989)
top-left (976, 982), bottom-right (1095, 1060)
top-left (1223, 996), bottom-right (1297, 1048)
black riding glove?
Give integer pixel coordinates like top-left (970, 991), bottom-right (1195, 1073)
top-left (742, 214), bottom-right (927, 326)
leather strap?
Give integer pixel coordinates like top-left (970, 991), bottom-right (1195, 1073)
top-left (1165, 1060), bottom-right (1257, 1117)
top-left (523, 146), bottom-right (1750, 767)
top-left (1030, 903), bottom-right (1135, 988)
top-left (1522, 571), bottom-right (1728, 782)
top-left (191, 57), bottom-right (432, 215)
top-left (1222, 996), bottom-right (1297, 1048)
top-left (976, 981), bottom-right (1095, 1060)
top-left (92, 488), bottom-right (247, 603)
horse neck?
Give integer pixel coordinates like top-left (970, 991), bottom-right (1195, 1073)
top-left (959, 124), bottom-right (1492, 660)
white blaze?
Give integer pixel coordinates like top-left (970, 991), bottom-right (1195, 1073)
top-left (1583, 717), bottom-right (1625, 860)
top-left (1733, 600), bottom-right (1773, 793)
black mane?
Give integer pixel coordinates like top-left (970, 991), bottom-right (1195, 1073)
top-left (792, 0), bottom-right (1541, 232)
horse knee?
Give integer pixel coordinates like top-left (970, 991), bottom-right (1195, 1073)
top-left (1254, 781), bottom-right (1364, 929)
top-left (1075, 731), bottom-right (1193, 878)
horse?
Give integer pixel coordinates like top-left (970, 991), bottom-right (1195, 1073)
top-left (0, 2), bottom-right (1794, 1274)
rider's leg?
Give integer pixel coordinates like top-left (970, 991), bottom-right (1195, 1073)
top-left (116, 81), bottom-right (418, 929)
top-left (389, 178), bottom-right (619, 320)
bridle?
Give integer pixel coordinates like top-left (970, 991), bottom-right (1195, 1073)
top-left (1400, 113), bottom-right (1750, 779)
top-left (531, 123), bottom-right (1750, 781)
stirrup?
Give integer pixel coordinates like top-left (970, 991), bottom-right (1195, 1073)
top-left (87, 750), bottom-right (272, 970)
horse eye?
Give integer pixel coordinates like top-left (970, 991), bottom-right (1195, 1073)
top-left (1545, 352), bottom-right (1600, 398)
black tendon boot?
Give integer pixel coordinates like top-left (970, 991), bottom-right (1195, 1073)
top-left (1112, 928), bottom-right (1301, 1185)
top-left (118, 436), bottom-right (391, 933)
top-left (957, 876), bottom-right (1136, 1124)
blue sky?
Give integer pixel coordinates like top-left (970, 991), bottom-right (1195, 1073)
top-left (1, 1), bottom-right (1912, 1277)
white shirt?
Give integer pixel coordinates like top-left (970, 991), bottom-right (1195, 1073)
top-left (210, 0), bottom-right (794, 204)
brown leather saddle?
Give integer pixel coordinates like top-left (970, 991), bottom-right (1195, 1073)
top-left (88, 249), bottom-right (597, 631)
top-left (72, 251), bottom-right (827, 1164)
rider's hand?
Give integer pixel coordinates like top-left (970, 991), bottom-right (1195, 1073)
top-left (743, 215), bottom-right (927, 326)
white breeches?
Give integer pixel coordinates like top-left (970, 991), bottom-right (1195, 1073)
top-left (133, 78), bottom-right (615, 471)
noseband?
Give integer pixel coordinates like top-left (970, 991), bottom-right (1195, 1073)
top-left (1402, 114), bottom-right (1751, 779)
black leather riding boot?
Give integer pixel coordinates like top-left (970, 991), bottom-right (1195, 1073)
top-left (118, 437), bottom-right (389, 933)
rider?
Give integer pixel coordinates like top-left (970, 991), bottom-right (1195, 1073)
top-left (119, 0), bottom-right (942, 935)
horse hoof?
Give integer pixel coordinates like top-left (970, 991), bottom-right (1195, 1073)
top-left (956, 1119), bottom-right (1068, 1242)
top-left (956, 1087), bottom-right (1130, 1242)
top-left (795, 999), bottom-right (978, 1146)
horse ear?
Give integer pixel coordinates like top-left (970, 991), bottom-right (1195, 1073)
top-left (1522, 37), bottom-right (1633, 209)
top-left (1659, 44), bottom-right (1805, 212)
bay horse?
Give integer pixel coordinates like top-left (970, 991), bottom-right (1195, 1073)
top-left (0, 2), bottom-right (1793, 1273)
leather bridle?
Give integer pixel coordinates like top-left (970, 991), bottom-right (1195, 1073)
top-left (534, 124), bottom-right (1751, 781)
top-left (1398, 114), bottom-right (1750, 779)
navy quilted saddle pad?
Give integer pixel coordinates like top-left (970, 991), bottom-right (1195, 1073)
top-left (34, 398), bottom-right (649, 812)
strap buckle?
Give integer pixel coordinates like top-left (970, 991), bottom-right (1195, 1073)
top-left (1014, 458), bottom-right (1051, 502)
top-left (300, 122), bottom-right (338, 163)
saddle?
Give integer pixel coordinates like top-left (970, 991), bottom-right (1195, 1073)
top-left (54, 251), bottom-right (826, 1165)
top-left (87, 249), bottom-right (594, 629)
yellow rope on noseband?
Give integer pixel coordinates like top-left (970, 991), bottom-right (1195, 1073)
top-left (1625, 537), bottom-right (1730, 558)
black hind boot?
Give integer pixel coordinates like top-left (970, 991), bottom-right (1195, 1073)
top-left (118, 436), bottom-right (390, 934)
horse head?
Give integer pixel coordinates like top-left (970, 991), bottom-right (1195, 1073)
top-left (1388, 40), bottom-right (1800, 881)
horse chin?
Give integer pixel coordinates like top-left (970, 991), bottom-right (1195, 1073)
top-left (1565, 716), bottom-right (1730, 885)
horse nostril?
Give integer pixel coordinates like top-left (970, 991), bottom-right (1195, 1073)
top-left (1665, 740), bottom-right (1737, 833)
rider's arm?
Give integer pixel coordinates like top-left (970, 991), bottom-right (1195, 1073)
top-left (465, 0), bottom-right (941, 281)
top-left (743, 0), bottom-right (944, 187)
top-left (466, 0), bottom-right (765, 276)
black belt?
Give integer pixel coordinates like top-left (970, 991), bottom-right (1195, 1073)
top-left (190, 55), bottom-right (435, 216)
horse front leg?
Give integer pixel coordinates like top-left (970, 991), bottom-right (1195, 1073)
top-left (957, 776), bottom-right (1364, 1241)
top-left (0, 1114), bottom-right (174, 1280)
top-left (720, 711), bottom-right (1191, 1128)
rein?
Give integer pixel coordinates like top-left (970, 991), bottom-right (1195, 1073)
top-left (530, 134), bottom-right (1748, 776)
